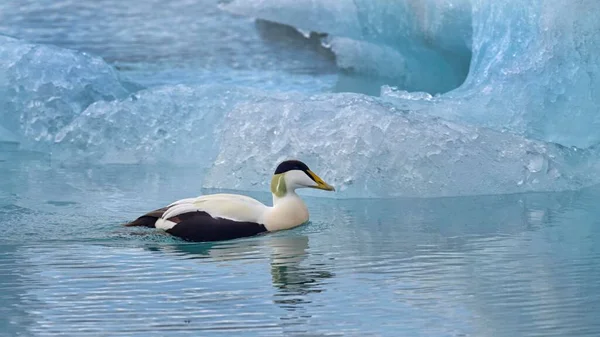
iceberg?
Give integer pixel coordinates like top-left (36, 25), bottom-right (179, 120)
top-left (435, 0), bottom-right (600, 148)
top-left (2, 0), bottom-right (600, 198)
top-left (51, 85), bottom-right (600, 198)
top-left (0, 35), bottom-right (132, 150)
top-left (223, 0), bottom-right (600, 149)
top-left (53, 85), bottom-right (262, 165)
top-left (204, 92), bottom-right (600, 198)
top-left (224, 0), bottom-right (472, 94)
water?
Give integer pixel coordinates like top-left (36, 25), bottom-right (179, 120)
top-left (1, 158), bottom-right (600, 336)
top-left (2, 0), bottom-right (600, 336)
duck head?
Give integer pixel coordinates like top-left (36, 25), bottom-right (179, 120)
top-left (270, 160), bottom-right (335, 197)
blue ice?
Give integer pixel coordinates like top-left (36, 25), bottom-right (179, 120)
top-left (1, 0), bottom-right (600, 198)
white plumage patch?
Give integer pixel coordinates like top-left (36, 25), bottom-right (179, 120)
top-left (162, 203), bottom-right (202, 221)
top-left (284, 170), bottom-right (319, 190)
top-left (155, 218), bottom-right (177, 230)
top-left (157, 193), bottom-right (268, 227)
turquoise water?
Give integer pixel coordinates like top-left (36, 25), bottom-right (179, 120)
top-left (2, 0), bottom-right (600, 336)
top-left (1, 157), bottom-right (600, 336)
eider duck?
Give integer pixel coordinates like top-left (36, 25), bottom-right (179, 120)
top-left (125, 160), bottom-right (335, 242)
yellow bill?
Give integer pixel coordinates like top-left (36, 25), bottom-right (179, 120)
top-left (307, 170), bottom-right (336, 191)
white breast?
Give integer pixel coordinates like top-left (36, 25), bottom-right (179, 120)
top-left (261, 193), bottom-right (309, 232)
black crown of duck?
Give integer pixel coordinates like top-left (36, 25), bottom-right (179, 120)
top-left (125, 160), bottom-right (335, 242)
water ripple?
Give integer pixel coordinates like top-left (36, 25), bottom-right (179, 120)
top-left (2, 165), bottom-right (600, 335)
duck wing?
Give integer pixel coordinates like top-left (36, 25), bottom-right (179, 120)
top-left (124, 194), bottom-right (270, 242)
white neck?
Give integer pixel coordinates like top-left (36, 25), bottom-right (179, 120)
top-left (272, 188), bottom-right (295, 206)
top-left (262, 190), bottom-right (309, 232)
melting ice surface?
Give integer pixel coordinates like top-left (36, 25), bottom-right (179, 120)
top-left (1, 0), bottom-right (600, 336)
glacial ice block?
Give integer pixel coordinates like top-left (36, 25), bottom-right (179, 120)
top-left (224, 0), bottom-right (600, 148)
top-left (444, 0), bottom-right (600, 148)
top-left (0, 35), bottom-right (131, 150)
top-left (45, 83), bottom-right (600, 197)
top-left (223, 0), bottom-right (472, 94)
top-left (53, 85), bottom-right (267, 165)
top-left (204, 92), bottom-right (600, 198)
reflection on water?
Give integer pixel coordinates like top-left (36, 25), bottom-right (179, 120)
top-left (267, 235), bottom-right (333, 312)
top-left (1, 160), bottom-right (600, 336)
top-left (151, 234), bottom-right (334, 314)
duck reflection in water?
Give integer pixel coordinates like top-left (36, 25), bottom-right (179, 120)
top-left (267, 235), bottom-right (333, 310)
top-left (148, 233), bottom-right (334, 312)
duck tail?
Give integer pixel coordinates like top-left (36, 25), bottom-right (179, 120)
top-left (123, 207), bottom-right (168, 228)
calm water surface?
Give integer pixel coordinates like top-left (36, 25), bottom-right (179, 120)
top-left (1, 156), bottom-right (599, 336)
